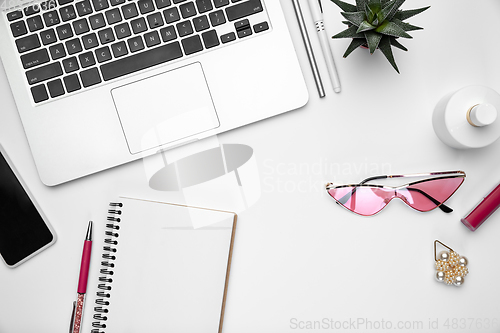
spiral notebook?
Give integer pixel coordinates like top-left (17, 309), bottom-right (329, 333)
top-left (81, 197), bottom-right (237, 333)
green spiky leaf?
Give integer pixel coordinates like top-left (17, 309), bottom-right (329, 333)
top-left (387, 0), bottom-right (405, 20)
top-left (377, 0), bottom-right (396, 23)
top-left (390, 37), bottom-right (408, 51)
top-left (332, 25), bottom-right (365, 39)
top-left (343, 38), bottom-right (367, 57)
top-left (365, 3), bottom-right (375, 22)
top-left (392, 18), bottom-right (423, 31)
top-left (367, 2), bottom-right (382, 16)
top-left (394, 6), bottom-right (430, 20)
top-left (355, 0), bottom-right (368, 11)
top-left (341, 11), bottom-right (366, 26)
top-left (365, 30), bottom-right (382, 53)
top-left (375, 20), bottom-right (412, 38)
top-left (330, 0), bottom-right (358, 12)
top-left (357, 20), bottom-right (376, 33)
top-left (378, 35), bottom-right (399, 73)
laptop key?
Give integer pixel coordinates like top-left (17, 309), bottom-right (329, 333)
top-left (10, 21), bottom-right (28, 37)
top-left (56, 23), bottom-right (74, 39)
top-left (78, 51), bottom-right (96, 67)
top-left (214, 0), bottom-right (229, 8)
top-left (225, 0), bottom-right (262, 21)
top-left (7, 10), bottom-right (24, 22)
top-left (15, 34), bottom-right (41, 53)
top-left (111, 41), bottom-right (128, 57)
top-left (76, 0), bottom-right (93, 16)
top-left (49, 43), bottom-right (66, 59)
top-left (43, 10), bottom-right (61, 26)
top-left (58, 0), bottom-right (74, 5)
top-left (98, 28), bottom-right (115, 44)
top-left (63, 74), bottom-right (82, 92)
top-left (144, 31), bottom-right (160, 47)
top-left (193, 15), bottom-right (209, 32)
top-left (237, 27), bottom-right (251, 38)
top-left (201, 29), bottom-right (219, 49)
top-left (147, 12), bottom-right (164, 29)
top-left (105, 8), bottom-right (122, 24)
top-left (40, 28), bottom-right (57, 45)
top-left (138, 0), bottom-right (155, 15)
top-left (82, 32), bottom-right (99, 48)
top-left (21, 48), bottom-right (50, 69)
top-left (213, 0), bottom-right (228, 7)
top-left (95, 46), bottom-right (112, 62)
top-left (92, 0), bottom-right (110, 11)
top-left (89, 13), bottom-right (106, 29)
top-left (115, 22), bottom-right (131, 39)
top-left (27, 16), bottom-right (44, 32)
top-left (80, 67), bottom-right (101, 87)
top-left (220, 31), bottom-right (235, 43)
top-left (31, 84), bottom-right (49, 103)
top-left (163, 7), bottom-right (180, 24)
top-left (181, 34), bottom-right (203, 55)
top-left (73, 18), bottom-right (90, 34)
top-left (100, 41), bottom-right (182, 81)
top-left (179, 2), bottom-right (196, 19)
top-left (47, 79), bottom-right (65, 97)
top-left (65, 38), bottom-right (82, 54)
top-left (234, 18), bottom-right (249, 31)
top-left (176, 20), bottom-right (193, 37)
top-left (60, 5), bottom-right (77, 21)
top-left (209, 10), bottom-right (225, 26)
top-left (127, 36), bottom-right (144, 52)
top-left (62, 56), bottom-right (80, 72)
top-left (160, 26), bottom-right (177, 42)
top-left (26, 62), bottom-right (63, 85)
top-left (195, 0), bottom-right (213, 13)
top-left (253, 21), bottom-right (268, 33)
top-left (110, 0), bottom-right (125, 6)
top-left (131, 17), bottom-right (147, 34)
top-left (155, 0), bottom-right (171, 9)
top-left (122, 3), bottom-right (138, 19)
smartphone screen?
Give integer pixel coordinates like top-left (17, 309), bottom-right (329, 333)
top-left (0, 147), bottom-right (55, 267)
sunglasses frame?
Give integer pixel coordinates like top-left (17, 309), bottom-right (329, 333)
top-left (326, 171), bottom-right (466, 216)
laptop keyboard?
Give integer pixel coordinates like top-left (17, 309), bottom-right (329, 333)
top-left (6, 0), bottom-right (269, 103)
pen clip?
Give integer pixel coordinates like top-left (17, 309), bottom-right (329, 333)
top-left (317, 0), bottom-right (323, 13)
top-left (69, 301), bottom-right (76, 333)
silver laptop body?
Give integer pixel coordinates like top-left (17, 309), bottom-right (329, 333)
top-left (0, 0), bottom-right (308, 185)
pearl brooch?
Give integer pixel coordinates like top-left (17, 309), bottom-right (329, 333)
top-left (434, 240), bottom-right (469, 287)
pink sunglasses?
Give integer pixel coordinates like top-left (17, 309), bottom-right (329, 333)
top-left (326, 171), bottom-right (466, 216)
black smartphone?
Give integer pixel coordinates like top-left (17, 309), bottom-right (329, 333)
top-left (0, 144), bottom-right (56, 267)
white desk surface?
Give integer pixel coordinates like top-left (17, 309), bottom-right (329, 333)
top-left (2, 0), bottom-right (500, 332)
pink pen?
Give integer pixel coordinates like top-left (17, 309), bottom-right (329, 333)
top-left (70, 221), bottom-right (93, 333)
top-left (461, 182), bottom-right (500, 231)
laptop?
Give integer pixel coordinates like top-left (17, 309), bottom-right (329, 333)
top-left (0, 0), bottom-right (308, 186)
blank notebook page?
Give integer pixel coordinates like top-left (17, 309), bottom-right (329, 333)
top-left (81, 197), bottom-right (236, 333)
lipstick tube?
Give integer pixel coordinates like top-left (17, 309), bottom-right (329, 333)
top-left (461, 182), bottom-right (500, 231)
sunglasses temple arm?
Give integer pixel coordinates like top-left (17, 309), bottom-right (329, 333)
top-left (359, 175), bottom-right (388, 185)
top-left (406, 188), bottom-right (453, 213)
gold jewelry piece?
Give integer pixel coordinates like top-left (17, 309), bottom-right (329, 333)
top-left (434, 240), bottom-right (469, 287)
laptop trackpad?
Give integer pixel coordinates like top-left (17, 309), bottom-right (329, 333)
top-left (111, 62), bottom-right (220, 154)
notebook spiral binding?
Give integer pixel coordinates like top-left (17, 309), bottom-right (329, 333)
top-left (91, 202), bottom-right (123, 333)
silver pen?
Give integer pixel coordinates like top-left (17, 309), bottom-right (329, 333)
top-left (291, 0), bottom-right (326, 98)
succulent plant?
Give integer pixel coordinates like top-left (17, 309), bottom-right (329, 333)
top-left (330, 0), bottom-right (429, 73)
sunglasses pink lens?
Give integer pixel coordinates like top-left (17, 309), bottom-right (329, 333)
top-left (401, 177), bottom-right (464, 212)
top-left (328, 186), bottom-right (394, 216)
